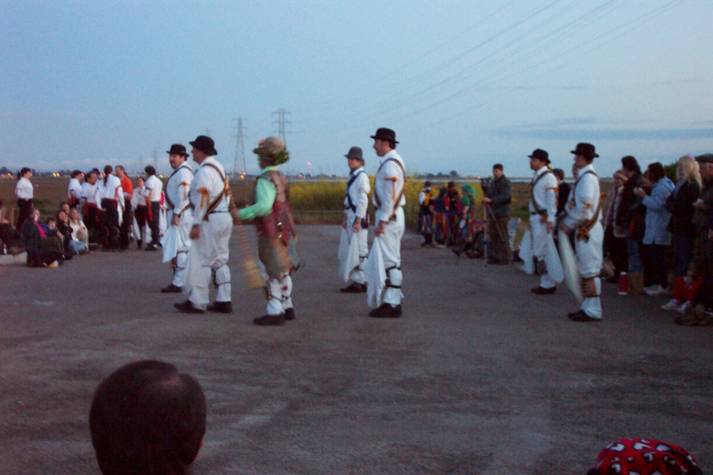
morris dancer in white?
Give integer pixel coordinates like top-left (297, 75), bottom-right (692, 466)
top-left (67, 170), bottom-right (84, 208)
top-left (339, 146), bottom-right (370, 293)
top-left (560, 142), bottom-right (603, 322)
top-left (161, 144), bottom-right (194, 293)
top-left (365, 128), bottom-right (406, 318)
top-left (524, 149), bottom-right (562, 295)
top-left (175, 135), bottom-right (233, 314)
top-left (96, 164), bottom-right (124, 250)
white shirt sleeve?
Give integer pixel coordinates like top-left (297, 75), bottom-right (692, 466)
top-left (563, 174), bottom-right (599, 228)
top-left (544, 174), bottom-right (558, 223)
top-left (354, 173), bottom-right (370, 219)
top-left (374, 160), bottom-right (403, 223)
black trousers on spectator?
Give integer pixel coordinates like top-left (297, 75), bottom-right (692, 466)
top-left (120, 202), bottom-right (133, 249)
top-left (149, 201), bottom-right (161, 246)
top-left (100, 199), bottom-right (120, 249)
top-left (645, 244), bottom-right (669, 289)
top-left (84, 204), bottom-right (99, 243)
top-left (16, 198), bottom-right (33, 232)
top-left (604, 225), bottom-right (628, 277)
top-left (488, 216), bottom-right (512, 264)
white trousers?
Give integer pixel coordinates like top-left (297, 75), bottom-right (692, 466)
top-left (576, 222), bottom-right (603, 319)
top-left (185, 212), bottom-right (233, 308)
top-left (346, 218), bottom-right (369, 285)
top-left (368, 208), bottom-right (405, 306)
top-left (531, 218), bottom-right (557, 289)
top-left (165, 210), bottom-right (193, 288)
top-left (266, 274), bottom-right (293, 316)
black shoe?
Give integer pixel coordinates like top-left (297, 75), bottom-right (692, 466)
top-left (145, 244), bottom-right (158, 251)
top-left (136, 240), bottom-right (143, 250)
top-left (161, 284), bottom-right (182, 293)
top-left (368, 303), bottom-right (402, 318)
top-left (340, 283), bottom-right (367, 293)
top-left (174, 300), bottom-right (204, 314)
top-left (531, 286), bottom-right (556, 295)
top-left (568, 310), bottom-right (598, 322)
top-left (452, 248), bottom-right (463, 257)
top-left (284, 308), bottom-right (296, 321)
top-left (207, 301), bottom-right (232, 314)
top-left (253, 314), bottom-right (286, 326)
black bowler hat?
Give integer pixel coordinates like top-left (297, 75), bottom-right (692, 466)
top-left (166, 144), bottom-right (188, 156)
top-left (344, 146), bottom-right (364, 161)
top-left (571, 142), bottom-right (599, 159)
top-left (370, 127), bottom-right (398, 144)
top-left (189, 135), bottom-right (217, 155)
top-left (528, 148), bottom-right (550, 163)
top-left (696, 153), bottom-right (713, 164)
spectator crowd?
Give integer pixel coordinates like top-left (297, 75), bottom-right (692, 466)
top-left (417, 153), bottom-right (713, 327)
top-left (0, 165), bottom-right (170, 268)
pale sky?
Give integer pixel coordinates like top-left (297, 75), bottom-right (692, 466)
top-left (2, 0), bottom-right (712, 177)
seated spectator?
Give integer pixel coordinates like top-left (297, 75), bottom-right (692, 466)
top-left (57, 209), bottom-right (85, 257)
top-left (89, 360), bottom-right (206, 475)
top-left (59, 201), bottom-right (71, 216)
top-left (21, 209), bottom-right (64, 267)
top-left (587, 437), bottom-right (702, 475)
top-left (0, 200), bottom-right (22, 254)
top-left (68, 207), bottom-right (89, 254)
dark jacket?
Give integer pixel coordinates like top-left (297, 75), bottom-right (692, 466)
top-left (692, 180), bottom-right (713, 230)
top-left (615, 173), bottom-right (646, 240)
top-left (486, 175), bottom-right (512, 218)
top-left (557, 182), bottom-right (571, 216)
top-left (666, 180), bottom-right (700, 237)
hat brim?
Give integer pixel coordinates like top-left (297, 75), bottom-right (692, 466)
top-left (571, 150), bottom-right (599, 158)
top-left (370, 135), bottom-right (399, 144)
top-left (166, 150), bottom-right (189, 156)
top-left (345, 154), bottom-right (364, 160)
top-left (190, 142), bottom-right (217, 155)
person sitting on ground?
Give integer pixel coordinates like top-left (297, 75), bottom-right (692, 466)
top-left (68, 207), bottom-right (89, 254)
top-left (55, 210), bottom-right (76, 259)
top-left (22, 209), bottom-right (64, 267)
top-left (0, 200), bottom-right (22, 254)
top-left (587, 436), bottom-right (702, 475)
top-left (89, 360), bottom-right (207, 475)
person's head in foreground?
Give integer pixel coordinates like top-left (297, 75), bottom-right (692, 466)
top-left (89, 360), bottom-right (207, 475)
top-left (587, 437), bottom-right (701, 475)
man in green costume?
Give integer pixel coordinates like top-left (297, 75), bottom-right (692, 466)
top-left (236, 137), bottom-right (299, 326)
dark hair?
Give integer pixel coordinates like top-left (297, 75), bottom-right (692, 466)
top-left (648, 162), bottom-right (665, 182)
top-left (115, 165), bottom-right (125, 173)
top-left (438, 187), bottom-right (447, 198)
top-left (18, 167), bottom-right (31, 179)
top-left (447, 181), bottom-right (455, 188)
top-left (553, 168), bottom-right (565, 180)
top-left (103, 165), bottom-right (113, 185)
top-left (621, 155), bottom-right (641, 175)
top-left (89, 360), bottom-right (206, 475)
top-left (71, 170), bottom-right (83, 178)
top-left (144, 165), bottom-right (156, 176)
top-left (493, 163), bottom-right (504, 171)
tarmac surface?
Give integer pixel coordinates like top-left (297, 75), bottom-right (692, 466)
top-left (1, 225), bottom-right (711, 474)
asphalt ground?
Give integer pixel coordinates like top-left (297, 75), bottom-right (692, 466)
top-left (1, 225), bottom-right (711, 474)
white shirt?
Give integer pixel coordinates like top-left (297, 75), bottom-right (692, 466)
top-left (528, 167), bottom-right (558, 223)
top-left (372, 150), bottom-right (406, 223)
top-left (96, 174), bottom-right (122, 201)
top-left (166, 163), bottom-right (194, 215)
top-left (190, 156), bottom-right (229, 224)
top-left (70, 219), bottom-right (88, 241)
top-left (67, 178), bottom-right (82, 202)
top-left (563, 163), bottom-right (601, 229)
top-left (131, 186), bottom-right (147, 208)
top-left (15, 177), bottom-right (33, 200)
top-left (344, 166), bottom-right (370, 220)
top-left (81, 182), bottom-right (98, 205)
top-left (144, 175), bottom-right (163, 202)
